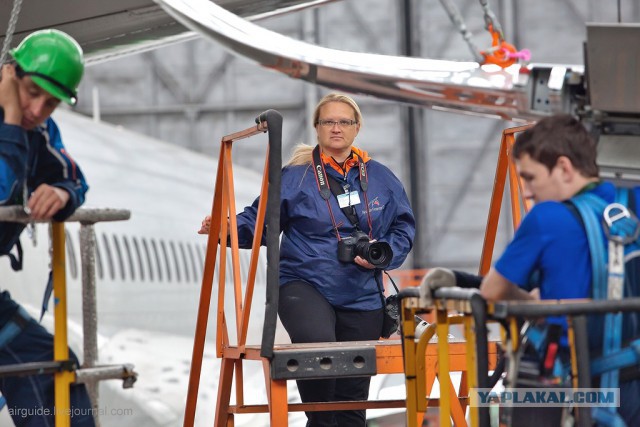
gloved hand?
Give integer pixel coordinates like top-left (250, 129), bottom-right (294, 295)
top-left (418, 267), bottom-right (456, 308)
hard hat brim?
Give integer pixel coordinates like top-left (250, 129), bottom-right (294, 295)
top-left (30, 75), bottom-right (77, 106)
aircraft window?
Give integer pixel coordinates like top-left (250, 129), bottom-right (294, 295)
top-left (196, 245), bottom-right (205, 277)
top-left (169, 241), bottom-right (182, 283)
top-left (178, 242), bottom-right (191, 283)
top-left (65, 228), bottom-right (78, 280)
top-left (186, 243), bottom-right (199, 283)
top-left (102, 234), bottom-right (115, 281)
top-left (112, 235), bottom-right (126, 281)
top-left (132, 237), bottom-right (145, 281)
top-left (93, 231), bottom-right (104, 280)
top-left (142, 238), bottom-right (155, 282)
top-left (160, 240), bottom-right (172, 282)
top-left (150, 239), bottom-right (163, 282)
top-left (122, 236), bottom-right (136, 281)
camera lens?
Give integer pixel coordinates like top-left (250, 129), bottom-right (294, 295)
top-left (359, 241), bottom-right (393, 269)
top-left (370, 247), bottom-right (382, 260)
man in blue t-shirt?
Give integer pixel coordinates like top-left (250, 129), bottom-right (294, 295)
top-left (482, 115), bottom-right (640, 425)
top-left (421, 114), bottom-right (640, 425)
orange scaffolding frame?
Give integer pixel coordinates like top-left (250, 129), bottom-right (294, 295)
top-left (183, 113), bottom-right (498, 426)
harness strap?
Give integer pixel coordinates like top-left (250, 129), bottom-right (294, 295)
top-left (7, 240), bottom-right (23, 271)
top-left (312, 146), bottom-right (341, 240)
top-left (571, 189), bottom-right (640, 426)
top-left (572, 194), bottom-right (622, 393)
top-left (591, 338), bottom-right (640, 377)
top-left (571, 193), bottom-right (608, 299)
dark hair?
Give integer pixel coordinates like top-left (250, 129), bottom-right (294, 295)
top-left (513, 114), bottom-right (599, 178)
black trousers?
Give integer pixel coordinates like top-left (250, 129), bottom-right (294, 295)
top-left (278, 280), bottom-right (383, 427)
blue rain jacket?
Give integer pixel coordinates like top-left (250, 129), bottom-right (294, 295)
top-left (236, 149), bottom-right (415, 311)
top-left (0, 111), bottom-right (88, 271)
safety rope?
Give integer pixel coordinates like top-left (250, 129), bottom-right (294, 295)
top-left (438, 0), bottom-right (484, 63)
top-left (478, 0), bottom-right (504, 41)
top-left (0, 0), bottom-right (24, 64)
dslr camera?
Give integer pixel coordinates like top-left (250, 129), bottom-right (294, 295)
top-left (337, 230), bottom-right (393, 269)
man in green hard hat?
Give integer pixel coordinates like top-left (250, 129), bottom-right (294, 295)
top-left (0, 29), bottom-right (94, 426)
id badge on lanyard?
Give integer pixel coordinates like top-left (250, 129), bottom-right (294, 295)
top-left (337, 190), bottom-right (361, 208)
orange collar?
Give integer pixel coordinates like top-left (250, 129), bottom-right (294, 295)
top-left (320, 146), bottom-right (370, 175)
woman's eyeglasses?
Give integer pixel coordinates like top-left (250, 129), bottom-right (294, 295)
top-left (317, 119), bottom-right (358, 128)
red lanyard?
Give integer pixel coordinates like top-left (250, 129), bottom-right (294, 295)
top-left (311, 145), bottom-right (374, 240)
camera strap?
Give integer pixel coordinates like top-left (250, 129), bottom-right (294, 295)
top-left (375, 270), bottom-right (400, 309)
top-left (312, 145), bottom-right (374, 241)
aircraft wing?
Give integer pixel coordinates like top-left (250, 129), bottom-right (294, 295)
top-left (0, 0), bottom-right (337, 65)
top-left (154, 0), bottom-right (585, 122)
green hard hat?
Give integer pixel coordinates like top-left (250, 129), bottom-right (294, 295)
top-left (10, 29), bottom-right (84, 105)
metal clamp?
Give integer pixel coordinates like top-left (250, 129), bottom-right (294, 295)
top-left (602, 202), bottom-right (640, 244)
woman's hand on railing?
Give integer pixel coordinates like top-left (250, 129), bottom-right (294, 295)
top-left (198, 215), bottom-right (211, 234)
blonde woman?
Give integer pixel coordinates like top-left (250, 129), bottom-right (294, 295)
top-left (201, 93), bottom-right (415, 426)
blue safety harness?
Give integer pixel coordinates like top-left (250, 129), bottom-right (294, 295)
top-left (570, 188), bottom-right (640, 427)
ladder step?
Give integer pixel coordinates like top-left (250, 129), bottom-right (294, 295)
top-left (270, 346), bottom-right (377, 380)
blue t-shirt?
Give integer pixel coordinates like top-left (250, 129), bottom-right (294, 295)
top-left (494, 182), bottom-right (617, 337)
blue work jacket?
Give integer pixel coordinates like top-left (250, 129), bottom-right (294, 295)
top-left (0, 112), bottom-right (88, 267)
top-left (236, 153), bottom-right (415, 311)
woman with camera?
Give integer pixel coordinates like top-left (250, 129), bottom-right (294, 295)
top-left (199, 93), bottom-right (415, 426)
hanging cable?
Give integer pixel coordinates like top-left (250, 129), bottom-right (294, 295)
top-left (0, 0), bottom-right (24, 65)
top-left (438, 0), bottom-right (484, 63)
top-left (478, 0), bottom-right (504, 42)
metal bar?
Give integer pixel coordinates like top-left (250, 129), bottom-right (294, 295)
top-left (53, 221), bottom-right (72, 427)
top-left (221, 121), bottom-right (268, 143)
top-left (0, 206), bottom-right (130, 223)
top-left (416, 322), bottom-right (436, 413)
top-left (79, 223), bottom-right (100, 426)
top-left (436, 309), bottom-right (451, 427)
top-left (184, 142), bottom-right (226, 427)
top-left (434, 287), bottom-right (481, 301)
top-left (491, 297), bottom-right (640, 318)
top-left (572, 315), bottom-right (593, 427)
top-left (214, 358), bottom-right (235, 427)
top-left (156, 0), bottom-right (585, 122)
top-left (239, 148), bottom-right (270, 346)
top-left (401, 300), bottom-right (419, 427)
top-left (74, 365), bottom-right (137, 386)
top-left (464, 315), bottom-right (478, 427)
top-left (218, 148), bottom-right (231, 353)
top-left (479, 124), bottom-right (533, 274)
top-left (224, 142), bottom-right (244, 346)
top-left (479, 133), bottom-right (508, 275)
top-left (0, 360), bottom-right (73, 377)
top-left (507, 133), bottom-right (523, 228)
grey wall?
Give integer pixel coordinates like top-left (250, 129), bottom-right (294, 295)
top-left (76, 0), bottom-right (640, 272)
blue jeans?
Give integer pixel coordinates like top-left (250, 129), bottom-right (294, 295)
top-left (0, 314), bottom-right (95, 427)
